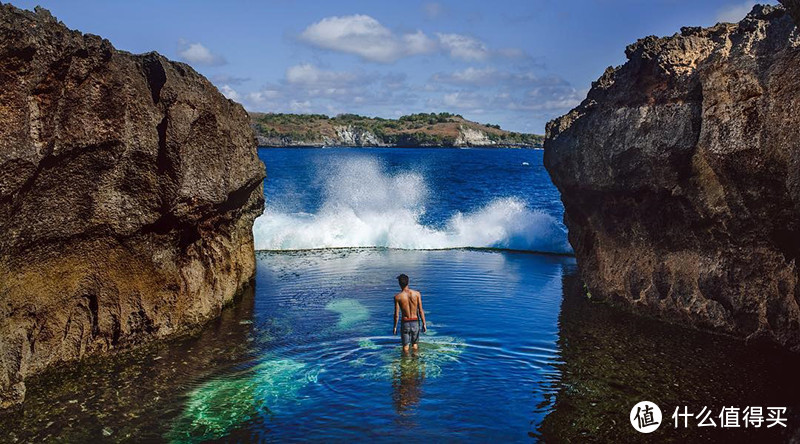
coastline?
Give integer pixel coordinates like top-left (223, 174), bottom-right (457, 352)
top-left (256, 144), bottom-right (543, 149)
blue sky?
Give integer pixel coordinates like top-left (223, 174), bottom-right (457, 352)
top-left (10, 0), bottom-right (777, 133)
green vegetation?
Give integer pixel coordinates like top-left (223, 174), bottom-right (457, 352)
top-left (250, 111), bottom-right (544, 148)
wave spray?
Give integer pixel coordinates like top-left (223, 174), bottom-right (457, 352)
top-left (253, 157), bottom-right (571, 254)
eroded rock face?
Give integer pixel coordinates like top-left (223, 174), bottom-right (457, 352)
top-left (0, 5), bottom-right (265, 406)
top-left (544, 3), bottom-right (800, 350)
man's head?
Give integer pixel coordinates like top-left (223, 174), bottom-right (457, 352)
top-left (397, 274), bottom-right (409, 289)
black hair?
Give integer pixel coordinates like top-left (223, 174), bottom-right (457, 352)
top-left (397, 274), bottom-right (409, 289)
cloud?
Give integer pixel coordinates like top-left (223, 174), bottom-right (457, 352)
top-left (298, 15), bottom-right (527, 63)
top-left (299, 14), bottom-right (435, 63)
top-left (241, 63), bottom-right (416, 116)
top-left (436, 33), bottom-right (490, 61)
top-left (716, 1), bottom-right (756, 23)
top-left (442, 92), bottom-right (485, 112)
top-left (177, 40), bottom-right (226, 66)
top-left (432, 67), bottom-right (498, 85)
top-left (246, 89), bottom-right (281, 107)
top-left (430, 86), bottom-right (584, 116)
top-left (425, 65), bottom-right (585, 122)
top-left (285, 63), bottom-right (363, 87)
top-left (423, 2), bottom-right (445, 19)
top-left (431, 67), bottom-right (563, 88)
top-left (218, 84), bottom-right (240, 101)
top-left (211, 74), bottom-right (250, 85)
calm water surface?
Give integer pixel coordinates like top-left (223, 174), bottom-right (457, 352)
top-left (1, 148), bottom-right (799, 442)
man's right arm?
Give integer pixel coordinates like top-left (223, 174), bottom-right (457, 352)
top-left (393, 297), bottom-right (399, 335)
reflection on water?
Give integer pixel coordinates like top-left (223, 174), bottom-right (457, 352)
top-left (1, 249), bottom-right (799, 442)
top-left (392, 354), bottom-right (425, 423)
top-left (540, 271), bottom-right (800, 442)
top-left (0, 286), bottom-right (258, 442)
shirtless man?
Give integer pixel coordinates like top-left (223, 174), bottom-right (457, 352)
top-left (392, 274), bottom-right (427, 353)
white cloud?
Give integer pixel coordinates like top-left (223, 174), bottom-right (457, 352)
top-left (218, 84), bottom-right (240, 101)
top-left (425, 64), bottom-right (585, 122)
top-left (285, 63), bottom-right (363, 87)
top-left (403, 31), bottom-right (436, 55)
top-left (423, 2), bottom-right (445, 19)
top-left (241, 63), bottom-right (416, 115)
top-left (246, 90), bottom-right (281, 107)
top-left (716, 1), bottom-right (756, 23)
top-left (437, 33), bottom-right (490, 61)
top-left (442, 92), bottom-right (485, 111)
top-left (432, 67), bottom-right (544, 86)
top-left (289, 100), bottom-right (312, 112)
top-left (211, 74), bottom-right (250, 85)
top-left (298, 15), bottom-right (527, 63)
top-left (299, 15), bottom-right (435, 63)
top-left (177, 40), bottom-right (226, 66)
top-left (433, 67), bottom-right (499, 85)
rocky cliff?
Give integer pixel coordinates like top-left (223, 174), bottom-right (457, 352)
top-left (251, 112), bottom-right (544, 148)
top-left (544, 3), bottom-right (800, 350)
top-left (0, 5), bottom-right (265, 407)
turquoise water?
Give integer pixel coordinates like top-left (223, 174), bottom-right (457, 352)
top-left (2, 148), bottom-right (800, 442)
top-left (169, 248), bottom-right (573, 442)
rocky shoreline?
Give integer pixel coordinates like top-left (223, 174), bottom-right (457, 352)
top-left (545, 1), bottom-right (800, 351)
top-left (251, 112), bottom-right (544, 148)
top-left (0, 5), bottom-right (264, 407)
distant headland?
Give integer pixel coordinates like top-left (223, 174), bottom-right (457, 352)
top-left (249, 112), bottom-right (544, 148)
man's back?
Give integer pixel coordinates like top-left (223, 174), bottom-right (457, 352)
top-left (395, 288), bottom-right (421, 319)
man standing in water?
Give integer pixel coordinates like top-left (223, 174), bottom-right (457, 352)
top-left (392, 274), bottom-right (427, 353)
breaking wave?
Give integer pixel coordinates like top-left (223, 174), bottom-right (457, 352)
top-left (253, 158), bottom-right (571, 254)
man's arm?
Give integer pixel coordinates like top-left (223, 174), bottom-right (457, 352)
top-left (417, 292), bottom-right (427, 332)
top-left (393, 297), bottom-right (399, 335)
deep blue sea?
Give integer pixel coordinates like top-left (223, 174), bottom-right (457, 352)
top-left (3, 148), bottom-right (800, 443)
top-left (253, 148), bottom-right (571, 254)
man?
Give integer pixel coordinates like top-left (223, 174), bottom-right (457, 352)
top-left (392, 274), bottom-right (427, 353)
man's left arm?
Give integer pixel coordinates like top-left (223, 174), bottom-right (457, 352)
top-left (418, 292), bottom-right (427, 332)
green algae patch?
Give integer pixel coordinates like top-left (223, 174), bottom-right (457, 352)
top-left (363, 335), bottom-right (465, 380)
top-left (325, 299), bottom-right (369, 329)
top-left (358, 338), bottom-right (379, 350)
top-left (167, 358), bottom-right (309, 443)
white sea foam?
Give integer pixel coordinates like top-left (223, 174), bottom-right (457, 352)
top-left (253, 158), bottom-right (572, 254)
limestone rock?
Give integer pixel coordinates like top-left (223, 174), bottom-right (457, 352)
top-left (544, 3), bottom-right (800, 350)
top-left (454, 126), bottom-right (496, 147)
top-left (0, 4), bottom-right (265, 406)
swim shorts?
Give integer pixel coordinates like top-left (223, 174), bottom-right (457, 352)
top-left (401, 320), bottom-right (420, 346)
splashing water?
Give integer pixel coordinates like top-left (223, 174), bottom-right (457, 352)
top-left (253, 158), bottom-right (571, 253)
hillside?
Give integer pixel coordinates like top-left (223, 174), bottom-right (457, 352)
top-left (250, 112), bottom-right (544, 148)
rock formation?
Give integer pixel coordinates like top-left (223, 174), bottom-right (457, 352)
top-left (454, 126), bottom-right (495, 147)
top-left (0, 4), bottom-right (265, 407)
top-left (250, 112), bottom-right (543, 148)
top-left (544, 2), bottom-right (800, 350)
top-left (331, 125), bottom-right (386, 147)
